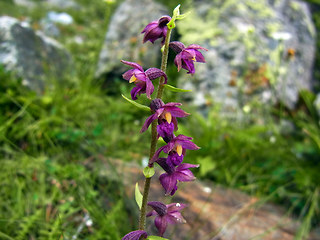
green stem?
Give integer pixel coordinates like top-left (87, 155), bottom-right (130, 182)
top-left (138, 28), bottom-right (173, 231)
top-left (157, 28), bottom-right (172, 99)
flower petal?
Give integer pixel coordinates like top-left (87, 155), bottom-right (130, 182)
top-left (164, 106), bottom-right (189, 118)
top-left (187, 44), bottom-right (208, 51)
top-left (122, 230), bottom-right (148, 240)
top-left (140, 113), bottom-right (158, 133)
top-left (130, 86), bottom-right (143, 100)
top-left (159, 173), bottom-right (178, 196)
top-left (179, 140), bottom-right (200, 150)
top-left (121, 60), bottom-right (144, 72)
top-left (154, 216), bottom-right (168, 237)
top-left (122, 69), bottom-right (135, 81)
top-left (167, 202), bottom-right (187, 213)
top-left (174, 53), bottom-right (182, 72)
top-left (145, 77), bottom-right (155, 99)
top-left (175, 169), bottom-right (196, 182)
top-left (151, 145), bottom-right (167, 163)
top-left (195, 50), bottom-right (206, 63)
top-left (163, 102), bottom-right (182, 107)
top-left (141, 21), bottom-right (157, 33)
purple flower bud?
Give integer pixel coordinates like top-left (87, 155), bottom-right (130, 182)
top-left (122, 230), bottom-right (148, 240)
top-left (169, 41), bottom-right (208, 74)
top-left (147, 201), bottom-right (186, 236)
top-left (141, 16), bottom-right (171, 45)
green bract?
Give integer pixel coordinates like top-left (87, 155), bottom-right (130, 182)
top-left (164, 84), bottom-right (192, 92)
top-left (143, 166), bottom-right (155, 178)
top-left (121, 94), bottom-right (150, 112)
top-left (135, 183), bottom-right (143, 210)
top-left (147, 236), bottom-right (169, 240)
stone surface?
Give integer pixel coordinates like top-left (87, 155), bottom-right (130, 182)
top-left (176, 0), bottom-right (316, 115)
top-left (95, 0), bottom-right (168, 79)
top-left (14, 0), bottom-right (79, 9)
top-left (0, 16), bottom-right (73, 93)
top-left (102, 157), bottom-right (319, 240)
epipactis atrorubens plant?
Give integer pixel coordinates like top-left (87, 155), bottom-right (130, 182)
top-left (121, 5), bottom-right (207, 240)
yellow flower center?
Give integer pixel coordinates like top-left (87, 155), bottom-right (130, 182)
top-left (165, 112), bottom-right (172, 124)
top-left (176, 144), bottom-right (183, 156)
top-left (129, 75), bottom-right (137, 83)
top-left (191, 56), bottom-right (196, 61)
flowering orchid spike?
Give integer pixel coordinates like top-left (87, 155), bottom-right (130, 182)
top-left (121, 60), bottom-right (167, 100)
top-left (122, 230), bottom-right (148, 240)
top-left (147, 201), bottom-right (186, 236)
top-left (169, 41), bottom-right (208, 74)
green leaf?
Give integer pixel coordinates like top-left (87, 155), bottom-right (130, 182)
top-left (121, 94), bottom-right (150, 112)
top-left (148, 236), bottom-right (169, 240)
top-left (164, 84), bottom-right (192, 92)
top-left (135, 183), bottom-right (143, 210)
top-left (143, 166), bottom-right (155, 178)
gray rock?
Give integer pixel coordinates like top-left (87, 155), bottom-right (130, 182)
top-left (177, 0), bottom-right (316, 115)
top-left (0, 16), bottom-right (74, 93)
top-left (14, 0), bottom-right (79, 9)
top-left (95, 0), bottom-right (168, 79)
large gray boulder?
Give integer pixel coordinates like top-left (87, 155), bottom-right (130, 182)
top-left (0, 16), bottom-right (73, 93)
top-left (95, 0), bottom-right (168, 79)
top-left (177, 0), bottom-right (316, 115)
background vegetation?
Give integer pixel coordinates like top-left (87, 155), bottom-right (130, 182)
top-left (0, 0), bottom-right (319, 239)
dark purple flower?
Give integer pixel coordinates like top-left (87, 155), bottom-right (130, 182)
top-left (151, 134), bottom-right (200, 163)
top-left (122, 230), bottom-right (148, 240)
top-left (141, 99), bottom-right (189, 134)
top-left (147, 201), bottom-right (186, 236)
top-left (156, 158), bottom-right (199, 195)
top-left (169, 41), bottom-right (208, 74)
top-left (121, 60), bottom-right (167, 100)
top-left (141, 16), bottom-right (171, 45)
